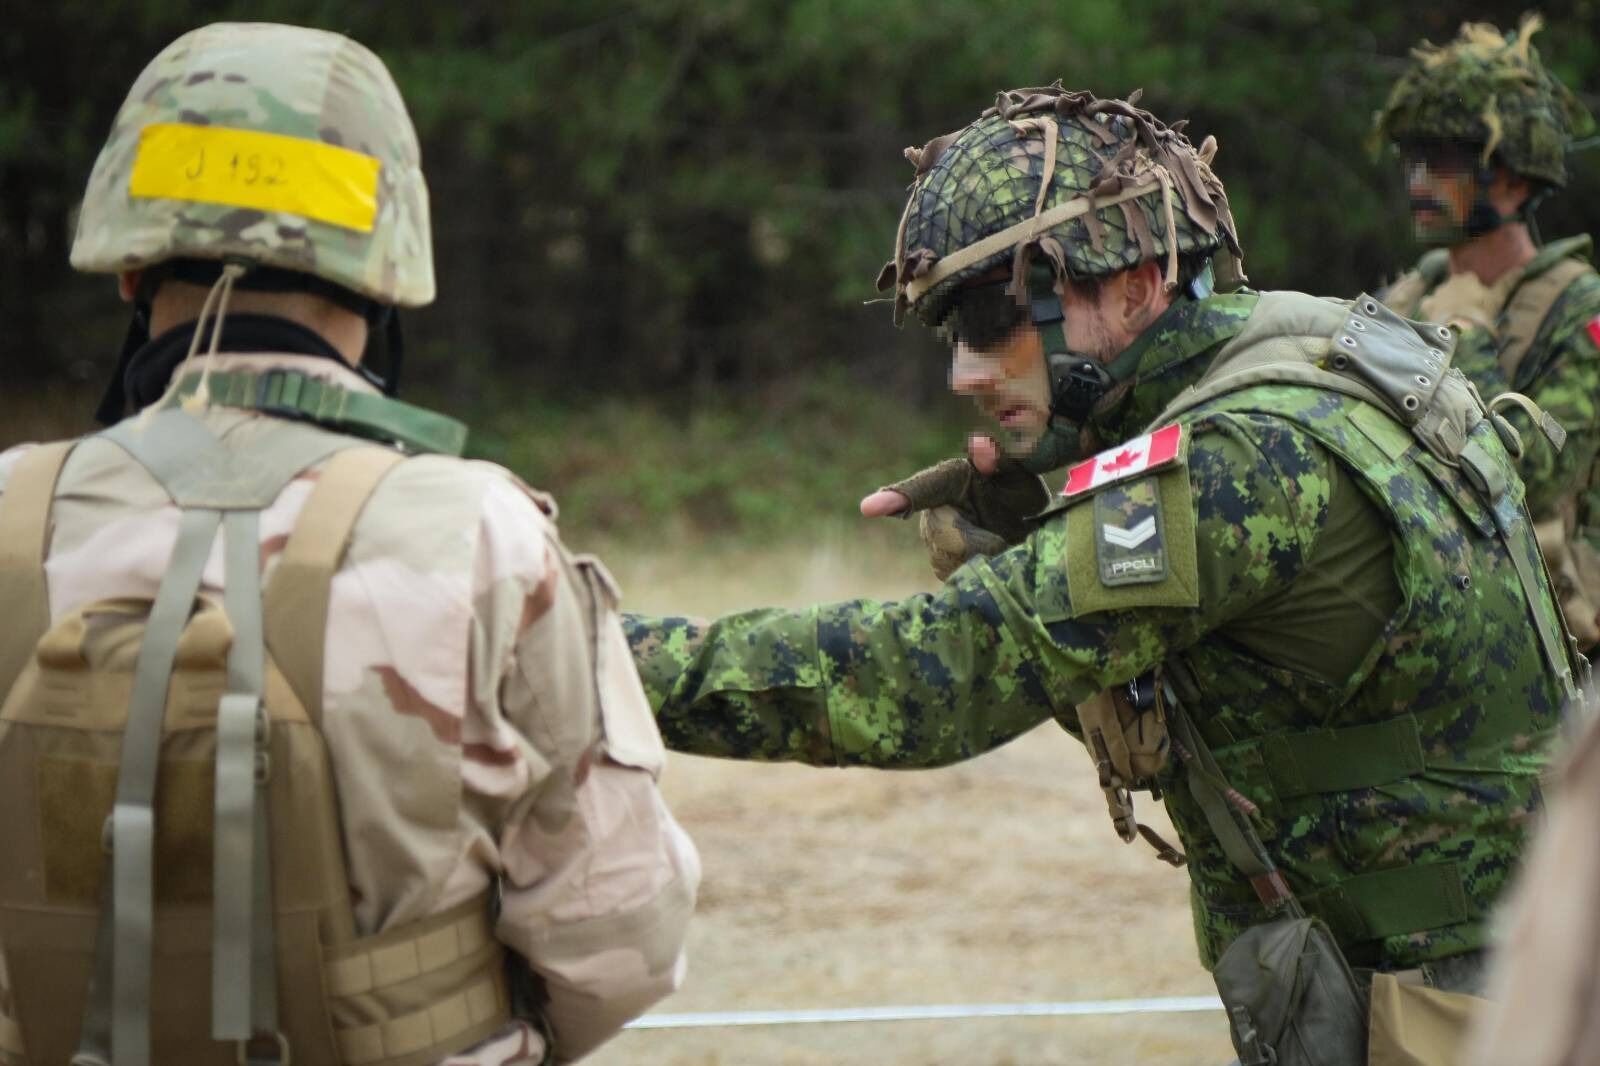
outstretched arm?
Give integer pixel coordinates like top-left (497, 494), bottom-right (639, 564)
top-left (626, 415), bottom-right (1338, 771)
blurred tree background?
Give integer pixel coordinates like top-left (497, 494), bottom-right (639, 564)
top-left (3, 0), bottom-right (1598, 538)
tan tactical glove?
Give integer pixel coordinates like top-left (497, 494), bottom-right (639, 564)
top-left (878, 457), bottom-right (1051, 581)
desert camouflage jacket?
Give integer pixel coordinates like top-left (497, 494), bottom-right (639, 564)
top-left (627, 291), bottom-right (1566, 971)
top-left (0, 353), bottom-right (700, 1066)
top-left (1382, 236), bottom-right (1600, 523)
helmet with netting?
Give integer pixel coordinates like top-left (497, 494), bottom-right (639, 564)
top-left (71, 22), bottom-right (433, 307)
top-left (877, 84), bottom-right (1244, 326)
top-left (1371, 14), bottom-right (1594, 189)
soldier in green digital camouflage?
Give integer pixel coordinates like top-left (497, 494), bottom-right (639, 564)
top-left (1373, 15), bottom-right (1600, 649)
top-left (625, 84), bottom-right (1582, 1063)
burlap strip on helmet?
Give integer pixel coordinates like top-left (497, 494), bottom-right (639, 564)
top-left (903, 177), bottom-right (1162, 306)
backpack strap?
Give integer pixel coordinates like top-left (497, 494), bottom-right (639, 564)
top-left (1497, 257), bottom-right (1594, 383)
top-left (263, 447), bottom-right (406, 725)
top-left (78, 411), bottom-right (375, 1065)
top-left (0, 441), bottom-right (75, 697)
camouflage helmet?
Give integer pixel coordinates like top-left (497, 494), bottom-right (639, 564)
top-left (1371, 14), bottom-right (1595, 189)
top-left (878, 84), bottom-right (1245, 326)
top-left (71, 22), bottom-right (433, 307)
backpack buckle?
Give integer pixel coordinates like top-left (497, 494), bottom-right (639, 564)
top-left (255, 368), bottom-right (309, 422)
top-left (237, 1030), bottom-right (290, 1065)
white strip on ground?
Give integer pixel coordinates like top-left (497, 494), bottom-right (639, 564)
top-left (627, 995), bottom-right (1225, 1030)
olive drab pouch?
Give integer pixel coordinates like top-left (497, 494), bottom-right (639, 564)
top-left (1214, 917), bottom-right (1368, 1066)
top-left (0, 410), bottom-right (511, 1066)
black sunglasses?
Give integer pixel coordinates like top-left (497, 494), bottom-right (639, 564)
top-left (936, 280), bottom-right (1029, 350)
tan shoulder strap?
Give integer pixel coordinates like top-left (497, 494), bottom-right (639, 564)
top-left (1499, 257), bottom-right (1595, 381)
top-left (0, 441), bottom-right (76, 696)
top-left (263, 447), bottom-right (405, 725)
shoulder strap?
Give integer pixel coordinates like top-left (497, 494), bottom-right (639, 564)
top-left (172, 368), bottom-right (468, 457)
top-left (1160, 664), bottom-right (1302, 915)
top-left (263, 447), bottom-right (406, 725)
top-left (103, 407), bottom-right (354, 510)
top-left (1498, 257), bottom-right (1595, 382)
top-left (0, 441), bottom-right (76, 696)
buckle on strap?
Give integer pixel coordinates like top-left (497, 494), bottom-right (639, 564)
top-left (237, 1030), bottom-right (290, 1065)
top-left (255, 369), bottom-right (312, 422)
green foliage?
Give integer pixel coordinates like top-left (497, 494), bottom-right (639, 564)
top-left (4, 1), bottom-right (1598, 401)
top-left (465, 367), bottom-right (965, 543)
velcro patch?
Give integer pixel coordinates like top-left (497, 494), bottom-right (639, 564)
top-left (1095, 481), bottom-right (1167, 586)
top-left (1062, 424), bottom-right (1185, 498)
top-left (1587, 314), bottom-right (1600, 350)
top-left (1061, 463), bottom-right (1200, 617)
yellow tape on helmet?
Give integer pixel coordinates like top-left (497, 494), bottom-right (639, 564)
top-left (128, 123), bottom-right (381, 233)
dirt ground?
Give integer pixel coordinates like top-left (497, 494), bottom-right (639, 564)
top-left (587, 526), bottom-right (1235, 1066)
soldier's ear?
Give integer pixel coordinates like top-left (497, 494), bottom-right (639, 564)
top-left (117, 270), bottom-right (143, 303)
top-left (1118, 260), bottom-right (1168, 331)
top-left (1486, 167), bottom-right (1533, 217)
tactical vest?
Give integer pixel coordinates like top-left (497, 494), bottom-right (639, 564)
top-left (1382, 239), bottom-right (1595, 385)
top-left (0, 391), bottom-right (510, 1065)
top-left (1383, 240), bottom-right (1600, 645)
top-left (1141, 292), bottom-right (1574, 968)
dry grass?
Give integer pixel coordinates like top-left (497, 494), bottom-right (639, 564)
top-left (588, 530), bottom-right (1234, 1066)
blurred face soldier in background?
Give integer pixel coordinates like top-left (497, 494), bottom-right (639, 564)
top-left (624, 83), bottom-right (1584, 1065)
top-left (1373, 15), bottom-right (1600, 650)
top-left (0, 22), bottom-right (697, 1066)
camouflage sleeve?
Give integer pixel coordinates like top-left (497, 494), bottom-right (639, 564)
top-left (473, 479), bottom-right (698, 1062)
top-left (1507, 276), bottom-right (1600, 516)
top-left (626, 413), bottom-right (1335, 767)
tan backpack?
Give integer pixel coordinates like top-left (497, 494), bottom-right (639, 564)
top-left (0, 408), bottom-right (510, 1066)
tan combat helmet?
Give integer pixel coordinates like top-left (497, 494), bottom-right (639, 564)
top-left (71, 22), bottom-right (434, 308)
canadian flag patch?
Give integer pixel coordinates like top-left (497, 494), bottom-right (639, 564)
top-left (1062, 423), bottom-right (1185, 498)
top-left (1586, 314), bottom-right (1600, 350)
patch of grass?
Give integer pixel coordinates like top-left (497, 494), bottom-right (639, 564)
top-left (467, 370), bottom-right (971, 545)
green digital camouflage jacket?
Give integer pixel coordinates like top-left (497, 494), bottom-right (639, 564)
top-left (627, 291), bottom-right (1569, 970)
top-left (1384, 237), bottom-right (1600, 523)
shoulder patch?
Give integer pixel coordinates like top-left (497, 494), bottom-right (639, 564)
top-left (1586, 314), bottom-right (1600, 350)
top-left (1060, 465), bottom-right (1201, 618)
top-left (1061, 423), bottom-right (1185, 499)
top-left (1094, 477), bottom-right (1167, 586)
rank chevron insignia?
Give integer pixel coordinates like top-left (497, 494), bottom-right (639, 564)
top-left (1062, 423), bottom-right (1185, 498)
top-left (1102, 516), bottom-right (1157, 549)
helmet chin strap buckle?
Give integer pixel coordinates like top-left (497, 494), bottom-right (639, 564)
top-left (1049, 354), bottom-right (1114, 426)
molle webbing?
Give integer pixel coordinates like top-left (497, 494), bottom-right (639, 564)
top-left (172, 368), bottom-right (468, 457)
top-left (0, 441), bottom-right (75, 695)
top-left (323, 894), bottom-right (510, 1066)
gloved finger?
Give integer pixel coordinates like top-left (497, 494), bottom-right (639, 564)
top-left (860, 488), bottom-right (912, 518)
top-left (967, 433), bottom-right (1001, 476)
top-left (877, 458), bottom-right (973, 514)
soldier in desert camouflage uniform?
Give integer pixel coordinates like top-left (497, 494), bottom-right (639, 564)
top-left (624, 85), bottom-right (1580, 1062)
top-left (1373, 15), bottom-right (1600, 648)
top-left (0, 23), bottom-right (697, 1066)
